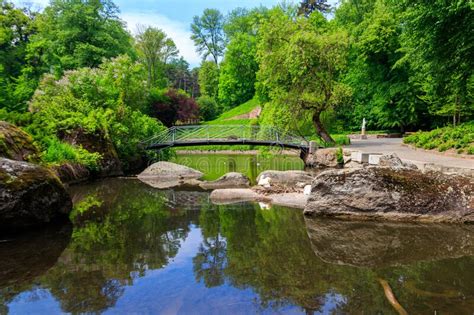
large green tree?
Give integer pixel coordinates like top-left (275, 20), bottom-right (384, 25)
top-left (395, 0), bottom-right (473, 126)
top-left (135, 25), bottom-right (178, 88)
top-left (256, 9), bottom-right (350, 144)
top-left (190, 9), bottom-right (225, 64)
top-left (28, 0), bottom-right (134, 75)
top-left (198, 60), bottom-right (219, 101)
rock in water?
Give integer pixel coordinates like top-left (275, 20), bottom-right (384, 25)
top-left (0, 158), bottom-right (72, 232)
top-left (256, 170), bottom-right (313, 187)
top-left (200, 172), bottom-right (250, 190)
top-left (304, 167), bottom-right (474, 223)
top-left (0, 121), bottom-right (39, 162)
top-left (138, 161), bottom-right (203, 179)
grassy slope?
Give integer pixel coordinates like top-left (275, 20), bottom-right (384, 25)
top-left (206, 98), bottom-right (259, 126)
top-left (403, 121), bottom-right (474, 154)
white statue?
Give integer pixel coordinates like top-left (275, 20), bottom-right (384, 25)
top-left (361, 118), bottom-right (367, 139)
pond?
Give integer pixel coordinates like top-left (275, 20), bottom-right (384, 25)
top-left (1, 179), bottom-right (474, 313)
top-left (171, 153), bottom-right (304, 183)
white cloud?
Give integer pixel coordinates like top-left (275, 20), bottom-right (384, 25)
top-left (121, 12), bottom-right (201, 68)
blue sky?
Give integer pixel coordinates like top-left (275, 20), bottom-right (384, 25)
top-left (14, 0), bottom-right (338, 67)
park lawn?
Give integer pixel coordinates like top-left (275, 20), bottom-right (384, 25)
top-left (212, 97), bottom-right (260, 121)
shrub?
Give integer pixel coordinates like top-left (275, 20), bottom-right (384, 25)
top-left (404, 122), bottom-right (474, 154)
top-left (149, 88), bottom-right (199, 126)
top-left (42, 137), bottom-right (101, 170)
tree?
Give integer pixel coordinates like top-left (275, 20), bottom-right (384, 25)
top-left (197, 95), bottom-right (219, 121)
top-left (190, 9), bottom-right (225, 64)
top-left (28, 0), bottom-right (134, 75)
top-left (0, 1), bottom-right (37, 111)
top-left (218, 33), bottom-right (258, 109)
top-left (149, 88), bottom-right (199, 127)
top-left (256, 9), bottom-right (349, 144)
top-left (198, 61), bottom-right (219, 100)
top-left (135, 25), bottom-right (178, 88)
top-left (395, 0), bottom-right (473, 125)
top-left (298, 0), bottom-right (331, 16)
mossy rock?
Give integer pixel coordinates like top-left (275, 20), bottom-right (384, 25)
top-left (0, 121), bottom-right (40, 163)
top-left (0, 158), bottom-right (72, 233)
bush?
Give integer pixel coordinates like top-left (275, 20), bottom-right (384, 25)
top-left (149, 88), bottom-right (199, 126)
top-left (197, 95), bottom-right (219, 121)
top-left (42, 137), bottom-right (101, 170)
top-left (404, 122), bottom-right (474, 153)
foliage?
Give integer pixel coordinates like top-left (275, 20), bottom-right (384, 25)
top-left (28, 0), bottom-right (134, 75)
top-left (298, 0), bottom-right (331, 16)
top-left (0, 1), bottom-right (38, 111)
top-left (218, 33), bottom-right (258, 109)
top-left (197, 95), bottom-right (219, 121)
top-left (190, 9), bottom-right (225, 64)
top-left (42, 136), bottom-right (102, 170)
top-left (198, 61), bottom-right (219, 101)
top-left (27, 55), bottom-right (165, 168)
top-left (256, 8), bottom-right (350, 144)
top-left (404, 122), bottom-right (474, 154)
top-left (336, 146), bottom-right (344, 164)
top-left (395, 0), bottom-right (473, 125)
top-left (135, 25), bottom-right (178, 88)
top-left (149, 88), bottom-right (199, 127)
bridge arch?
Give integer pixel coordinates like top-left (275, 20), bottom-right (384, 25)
top-left (142, 125), bottom-right (313, 160)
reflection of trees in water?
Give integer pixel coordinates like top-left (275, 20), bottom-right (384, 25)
top-left (193, 204), bottom-right (227, 287)
top-left (192, 205), bottom-right (474, 314)
top-left (39, 179), bottom-right (200, 314)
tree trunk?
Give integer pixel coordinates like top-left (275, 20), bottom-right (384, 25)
top-left (312, 112), bottom-right (335, 145)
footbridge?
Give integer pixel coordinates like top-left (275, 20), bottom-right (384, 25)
top-left (142, 125), bottom-right (313, 158)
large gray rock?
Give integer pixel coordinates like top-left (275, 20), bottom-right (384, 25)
top-left (303, 148), bottom-right (339, 168)
top-left (305, 218), bottom-right (474, 267)
top-left (200, 172), bottom-right (250, 190)
top-left (138, 161), bottom-right (203, 179)
top-left (0, 158), bottom-right (72, 232)
top-left (378, 153), bottom-right (417, 170)
top-left (257, 170), bottom-right (313, 188)
top-left (304, 167), bottom-right (474, 223)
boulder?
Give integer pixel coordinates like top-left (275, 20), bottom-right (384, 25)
top-left (52, 162), bottom-right (90, 185)
top-left (0, 121), bottom-right (39, 162)
top-left (138, 161), bottom-right (203, 180)
top-left (303, 148), bottom-right (346, 168)
top-left (200, 172), bottom-right (250, 190)
top-left (305, 218), bottom-right (474, 267)
top-left (304, 167), bottom-right (474, 223)
top-left (256, 170), bottom-right (313, 188)
top-left (0, 158), bottom-right (72, 232)
top-left (378, 153), bottom-right (417, 170)
top-left (59, 127), bottom-right (123, 177)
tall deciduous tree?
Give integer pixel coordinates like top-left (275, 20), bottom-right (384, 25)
top-left (190, 9), bottom-right (225, 64)
top-left (298, 0), bottom-right (331, 16)
top-left (135, 25), bottom-right (178, 88)
top-left (257, 9), bottom-right (349, 144)
top-left (28, 0), bottom-right (134, 75)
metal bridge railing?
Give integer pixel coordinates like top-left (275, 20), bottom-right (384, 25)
top-left (141, 125), bottom-right (309, 149)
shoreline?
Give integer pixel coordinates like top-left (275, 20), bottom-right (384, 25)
top-left (174, 149), bottom-right (300, 156)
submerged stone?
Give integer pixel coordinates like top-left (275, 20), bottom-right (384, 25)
top-left (200, 172), bottom-right (250, 190)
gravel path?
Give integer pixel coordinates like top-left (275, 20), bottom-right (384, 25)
top-left (347, 138), bottom-right (474, 170)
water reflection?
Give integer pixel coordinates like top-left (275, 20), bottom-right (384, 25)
top-left (1, 179), bottom-right (474, 314)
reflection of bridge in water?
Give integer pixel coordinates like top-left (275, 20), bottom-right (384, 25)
top-left (142, 125), bottom-right (312, 159)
